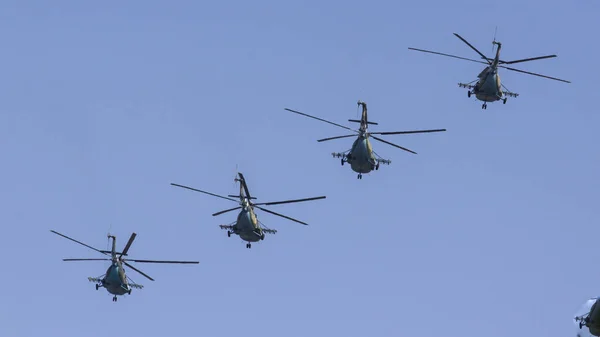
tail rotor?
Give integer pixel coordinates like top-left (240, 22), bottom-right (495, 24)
top-left (106, 224), bottom-right (113, 256)
top-left (491, 26), bottom-right (498, 53)
top-left (232, 164), bottom-right (239, 188)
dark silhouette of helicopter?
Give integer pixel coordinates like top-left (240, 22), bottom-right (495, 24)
top-left (50, 230), bottom-right (199, 302)
top-left (171, 172), bottom-right (326, 248)
top-left (285, 101), bottom-right (446, 179)
top-left (408, 32), bottom-right (570, 109)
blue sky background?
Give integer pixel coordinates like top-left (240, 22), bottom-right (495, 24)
top-left (1, 1), bottom-right (599, 336)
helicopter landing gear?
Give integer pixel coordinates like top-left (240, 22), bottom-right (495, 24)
top-left (128, 289), bottom-right (132, 295)
top-left (468, 91), bottom-right (471, 98)
top-left (260, 233), bottom-right (265, 240)
top-left (357, 174), bottom-right (362, 179)
top-left (227, 231), bottom-right (231, 237)
top-left (246, 243), bottom-right (252, 249)
top-left (112, 296), bottom-right (117, 302)
top-left (503, 98), bottom-right (507, 104)
top-left (580, 322), bottom-right (584, 329)
top-left (341, 158), bottom-right (344, 166)
top-left (95, 284), bottom-right (99, 290)
top-left (482, 103), bottom-right (487, 110)
top-left (375, 163), bottom-right (379, 170)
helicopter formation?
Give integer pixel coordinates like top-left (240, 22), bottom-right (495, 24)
top-left (49, 30), bottom-right (583, 323)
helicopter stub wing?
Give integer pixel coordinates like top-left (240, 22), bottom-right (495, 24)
top-left (88, 277), bottom-right (103, 283)
top-left (458, 83), bottom-right (476, 90)
top-left (377, 158), bottom-right (391, 165)
top-left (129, 283), bottom-right (144, 290)
top-left (262, 228), bottom-right (277, 235)
top-left (219, 225), bottom-right (235, 230)
top-left (503, 90), bottom-right (519, 98)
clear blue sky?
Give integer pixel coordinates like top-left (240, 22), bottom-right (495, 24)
top-left (1, 1), bottom-right (598, 336)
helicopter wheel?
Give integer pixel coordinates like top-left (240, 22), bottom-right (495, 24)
top-left (482, 103), bottom-right (487, 110)
top-left (113, 296), bottom-right (117, 302)
top-left (128, 289), bottom-right (132, 295)
top-left (503, 98), bottom-right (507, 104)
top-left (468, 91), bottom-right (471, 98)
top-left (357, 174), bottom-right (362, 179)
top-left (580, 322), bottom-right (583, 329)
top-left (227, 231), bottom-right (231, 237)
top-left (246, 243), bottom-right (251, 249)
top-left (95, 284), bottom-right (99, 290)
top-left (341, 158), bottom-right (344, 166)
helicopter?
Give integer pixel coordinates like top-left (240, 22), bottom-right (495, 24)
top-left (575, 297), bottom-right (600, 336)
top-left (50, 230), bottom-right (199, 302)
top-left (284, 101), bottom-right (446, 179)
top-left (408, 32), bottom-right (570, 109)
top-left (171, 172), bottom-right (326, 249)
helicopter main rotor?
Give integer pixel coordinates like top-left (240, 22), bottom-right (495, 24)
top-left (171, 172), bottom-right (326, 226)
top-left (284, 106), bottom-right (446, 155)
top-left (408, 32), bottom-right (571, 83)
top-left (50, 230), bottom-right (199, 282)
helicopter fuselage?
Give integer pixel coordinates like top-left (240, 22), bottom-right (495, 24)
top-left (473, 67), bottom-right (503, 102)
top-left (231, 207), bottom-right (263, 243)
top-left (347, 136), bottom-right (377, 174)
top-left (582, 299), bottom-right (600, 336)
top-left (101, 263), bottom-right (131, 296)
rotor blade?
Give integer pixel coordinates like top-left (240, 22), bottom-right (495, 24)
top-left (237, 173), bottom-right (252, 200)
top-left (254, 196), bottom-right (326, 206)
top-left (285, 108), bottom-right (357, 132)
top-left (63, 258), bottom-right (111, 261)
top-left (254, 206), bottom-right (309, 226)
top-left (123, 261), bottom-right (154, 281)
top-left (170, 183), bottom-right (239, 202)
top-left (126, 259), bottom-right (199, 264)
top-left (408, 48), bottom-right (489, 65)
top-left (317, 134), bottom-right (356, 142)
top-left (370, 129), bottom-right (447, 135)
top-left (212, 206), bottom-right (242, 216)
top-left (499, 65), bottom-right (571, 83)
top-left (453, 33), bottom-right (490, 63)
top-left (120, 233), bottom-right (136, 257)
top-left (500, 55), bottom-right (556, 65)
top-left (370, 135), bottom-right (417, 154)
top-left (50, 230), bottom-right (108, 256)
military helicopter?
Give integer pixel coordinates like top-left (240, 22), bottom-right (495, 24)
top-left (284, 101), bottom-right (446, 179)
top-left (50, 230), bottom-right (199, 302)
top-left (171, 172), bottom-right (326, 249)
top-left (575, 297), bottom-right (600, 336)
top-left (408, 32), bottom-right (570, 109)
